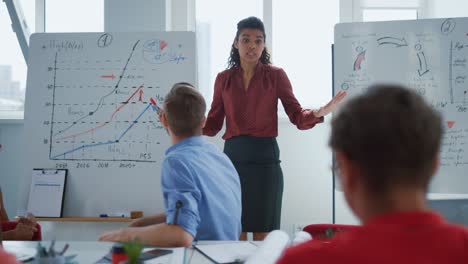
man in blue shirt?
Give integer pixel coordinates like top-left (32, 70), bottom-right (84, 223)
top-left (100, 83), bottom-right (241, 246)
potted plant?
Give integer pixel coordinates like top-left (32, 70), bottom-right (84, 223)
top-left (122, 240), bottom-right (144, 264)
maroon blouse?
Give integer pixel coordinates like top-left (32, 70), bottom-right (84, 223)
top-left (203, 63), bottom-right (324, 139)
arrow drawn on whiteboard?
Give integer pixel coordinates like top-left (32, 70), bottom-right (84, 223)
top-left (417, 52), bottom-right (429, 76)
top-left (377, 37), bottom-right (408, 47)
top-left (353, 50), bottom-right (366, 71)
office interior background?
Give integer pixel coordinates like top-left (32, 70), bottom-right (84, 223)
top-left (1, 0), bottom-right (467, 240)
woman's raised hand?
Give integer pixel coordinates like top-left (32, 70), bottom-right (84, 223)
top-left (313, 90), bottom-right (347, 117)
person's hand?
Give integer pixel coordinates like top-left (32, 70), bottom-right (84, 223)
top-left (313, 90), bottom-right (347, 117)
top-left (157, 107), bottom-right (165, 123)
top-left (18, 213), bottom-right (36, 227)
top-left (99, 229), bottom-right (131, 242)
top-left (128, 218), bottom-right (144, 227)
top-left (13, 223), bottom-right (36, 240)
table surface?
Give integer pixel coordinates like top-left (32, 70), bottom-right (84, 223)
top-left (17, 216), bottom-right (133, 222)
top-left (37, 217), bottom-right (133, 222)
top-left (3, 240), bottom-right (259, 264)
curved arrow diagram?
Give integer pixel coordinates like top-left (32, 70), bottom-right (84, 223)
top-left (417, 52), bottom-right (429, 76)
top-left (377, 37), bottom-right (408, 47)
top-left (353, 51), bottom-right (366, 71)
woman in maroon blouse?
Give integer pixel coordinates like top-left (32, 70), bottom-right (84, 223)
top-left (203, 17), bottom-right (346, 240)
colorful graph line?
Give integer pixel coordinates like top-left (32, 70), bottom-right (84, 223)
top-left (56, 83), bottom-right (144, 141)
top-left (51, 103), bottom-right (156, 159)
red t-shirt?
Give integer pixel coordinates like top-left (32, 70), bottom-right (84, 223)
top-left (203, 63), bottom-right (323, 139)
top-left (277, 211), bottom-right (468, 264)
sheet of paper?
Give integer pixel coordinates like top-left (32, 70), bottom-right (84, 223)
top-left (27, 169), bottom-right (67, 217)
top-left (193, 241), bottom-right (259, 263)
top-left (6, 247), bottom-right (36, 262)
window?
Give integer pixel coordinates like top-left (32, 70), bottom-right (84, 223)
top-left (423, 0), bottom-right (468, 19)
top-left (273, 0), bottom-right (339, 108)
top-left (0, 0), bottom-right (34, 117)
top-left (363, 9), bottom-right (418, 21)
top-left (355, 0), bottom-right (421, 22)
top-left (195, 0), bottom-right (262, 105)
top-left (45, 0), bottom-right (103, 32)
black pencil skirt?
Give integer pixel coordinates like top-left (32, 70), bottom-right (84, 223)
top-left (224, 135), bottom-right (284, 232)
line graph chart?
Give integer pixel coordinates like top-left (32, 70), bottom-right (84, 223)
top-left (49, 52), bottom-right (161, 161)
top-left (26, 33), bottom-right (195, 163)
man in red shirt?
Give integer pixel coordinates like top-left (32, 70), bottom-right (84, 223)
top-left (0, 187), bottom-right (37, 240)
top-left (278, 85), bottom-right (468, 264)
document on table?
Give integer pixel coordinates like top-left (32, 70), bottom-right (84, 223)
top-left (6, 247), bottom-right (36, 262)
top-left (193, 241), bottom-right (259, 264)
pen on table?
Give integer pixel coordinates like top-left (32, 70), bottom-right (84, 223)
top-left (59, 244), bottom-right (69, 256)
top-left (48, 240), bottom-right (56, 257)
top-left (36, 243), bottom-right (44, 257)
top-left (41, 247), bottom-right (48, 257)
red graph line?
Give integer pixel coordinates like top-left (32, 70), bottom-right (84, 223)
top-left (56, 83), bottom-right (145, 141)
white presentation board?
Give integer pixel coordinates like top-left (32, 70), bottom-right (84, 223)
top-left (19, 32), bottom-right (196, 216)
top-left (334, 18), bottom-right (468, 193)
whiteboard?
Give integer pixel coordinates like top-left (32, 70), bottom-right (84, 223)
top-left (20, 32), bottom-right (196, 216)
top-left (334, 18), bottom-right (468, 193)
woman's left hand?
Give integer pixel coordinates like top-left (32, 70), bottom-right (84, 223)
top-left (313, 90), bottom-right (347, 117)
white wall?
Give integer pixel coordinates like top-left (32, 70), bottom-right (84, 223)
top-left (0, 123), bottom-right (24, 219)
top-left (277, 121), bottom-right (333, 231)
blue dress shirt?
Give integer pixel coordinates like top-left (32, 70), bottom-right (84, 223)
top-left (161, 136), bottom-right (241, 240)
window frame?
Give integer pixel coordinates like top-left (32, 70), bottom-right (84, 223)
top-left (345, 0), bottom-right (426, 22)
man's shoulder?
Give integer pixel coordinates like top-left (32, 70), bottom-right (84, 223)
top-left (436, 221), bottom-right (468, 242)
top-left (165, 140), bottom-right (228, 165)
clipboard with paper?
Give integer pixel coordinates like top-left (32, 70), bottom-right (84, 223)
top-left (26, 169), bottom-right (67, 217)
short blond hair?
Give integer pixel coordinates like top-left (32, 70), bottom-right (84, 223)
top-left (164, 82), bottom-right (206, 137)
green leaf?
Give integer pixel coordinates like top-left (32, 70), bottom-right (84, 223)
top-left (123, 240), bottom-right (144, 264)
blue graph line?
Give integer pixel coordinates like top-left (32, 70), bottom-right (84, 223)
top-left (52, 103), bottom-right (153, 159)
top-left (118, 104), bottom-right (152, 140)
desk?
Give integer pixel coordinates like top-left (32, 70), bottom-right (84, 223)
top-left (4, 241), bottom-right (186, 264)
top-left (38, 217), bottom-right (133, 223)
top-left (27, 219), bottom-right (131, 241)
top-left (3, 241), bottom-right (257, 264)
top-left (18, 217), bottom-right (133, 223)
